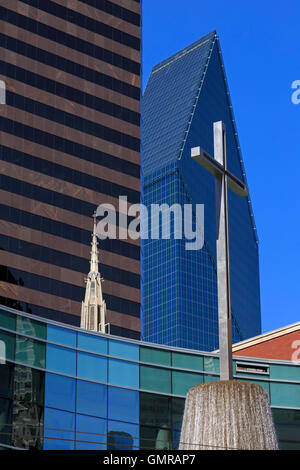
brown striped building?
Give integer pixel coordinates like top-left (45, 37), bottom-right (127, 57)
top-left (0, 0), bottom-right (141, 339)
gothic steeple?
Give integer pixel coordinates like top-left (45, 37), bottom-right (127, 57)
top-left (80, 213), bottom-right (107, 332)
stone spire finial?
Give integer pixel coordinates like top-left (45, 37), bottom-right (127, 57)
top-left (80, 213), bottom-right (107, 333)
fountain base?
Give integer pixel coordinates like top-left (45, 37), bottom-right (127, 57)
top-left (179, 380), bottom-right (278, 450)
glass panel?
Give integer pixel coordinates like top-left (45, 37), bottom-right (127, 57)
top-left (46, 344), bottom-right (76, 376)
top-left (16, 316), bottom-right (46, 340)
top-left (108, 387), bottom-right (139, 424)
top-left (45, 373), bottom-right (75, 412)
top-left (108, 359), bottom-right (139, 388)
top-left (0, 363), bottom-right (14, 398)
top-left (172, 371), bottom-right (203, 396)
top-left (272, 408), bottom-right (300, 450)
top-left (13, 365), bottom-right (45, 406)
top-left (108, 420), bottom-right (139, 450)
top-left (140, 366), bottom-right (171, 394)
top-left (0, 397), bottom-right (12, 446)
top-left (15, 336), bottom-right (45, 369)
top-left (77, 351), bottom-right (107, 383)
top-left (109, 339), bottom-right (139, 361)
top-left (0, 330), bottom-right (15, 362)
top-left (77, 332), bottom-right (107, 354)
top-left (12, 402), bottom-right (44, 450)
top-left (270, 364), bottom-right (300, 382)
top-left (0, 309), bottom-right (16, 331)
top-left (172, 397), bottom-right (185, 449)
top-left (270, 382), bottom-right (300, 408)
top-left (76, 414), bottom-right (106, 450)
top-left (204, 356), bottom-right (219, 373)
top-left (44, 408), bottom-right (75, 450)
top-left (47, 324), bottom-right (76, 347)
top-left (76, 380), bottom-right (107, 418)
top-left (204, 374), bottom-right (219, 383)
top-left (140, 346), bottom-right (171, 366)
top-left (172, 352), bottom-right (204, 371)
top-left (140, 425), bottom-right (171, 450)
top-left (140, 393), bottom-right (171, 428)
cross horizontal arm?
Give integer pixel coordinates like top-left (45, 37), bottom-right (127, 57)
top-left (191, 146), bottom-right (248, 198)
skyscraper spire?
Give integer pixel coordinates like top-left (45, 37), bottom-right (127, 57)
top-left (80, 213), bottom-right (107, 333)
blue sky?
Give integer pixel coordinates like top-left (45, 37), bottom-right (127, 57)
top-left (142, 0), bottom-right (300, 334)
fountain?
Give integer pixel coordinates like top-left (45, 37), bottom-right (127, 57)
top-left (179, 380), bottom-right (278, 450)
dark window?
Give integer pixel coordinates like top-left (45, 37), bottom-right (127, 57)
top-left (0, 296), bottom-right (81, 327)
top-left (0, 6), bottom-right (140, 75)
top-left (140, 393), bottom-right (171, 428)
top-left (76, 0), bottom-right (140, 26)
top-left (0, 118), bottom-right (140, 178)
top-left (0, 363), bottom-right (14, 399)
top-left (7, 91), bottom-right (140, 152)
top-left (1, 61), bottom-right (140, 125)
top-left (12, 365), bottom-right (44, 449)
top-left (0, 204), bottom-right (140, 260)
top-left (0, 397), bottom-right (12, 446)
top-left (5, 1), bottom-right (140, 49)
top-left (0, 34), bottom-right (140, 100)
top-left (0, 234), bottom-right (140, 288)
top-left (0, 146), bottom-right (140, 203)
top-left (109, 325), bottom-right (139, 340)
top-left (0, 266), bottom-right (140, 316)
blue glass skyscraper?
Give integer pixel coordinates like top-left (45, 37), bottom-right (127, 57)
top-left (142, 31), bottom-right (261, 351)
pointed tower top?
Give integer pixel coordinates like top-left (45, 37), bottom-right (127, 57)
top-left (90, 212), bottom-right (99, 275)
top-left (81, 213), bottom-right (107, 333)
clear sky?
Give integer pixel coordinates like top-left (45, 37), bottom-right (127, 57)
top-left (142, 0), bottom-right (300, 334)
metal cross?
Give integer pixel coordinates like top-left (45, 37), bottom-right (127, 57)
top-left (191, 121), bottom-right (248, 381)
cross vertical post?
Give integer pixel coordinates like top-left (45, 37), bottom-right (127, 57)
top-left (191, 121), bottom-right (248, 381)
top-left (214, 121), bottom-right (233, 381)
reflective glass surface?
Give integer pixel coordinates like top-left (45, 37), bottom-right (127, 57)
top-left (46, 344), bottom-right (76, 376)
top-left (108, 359), bottom-right (139, 388)
top-left (77, 332), bottom-right (107, 355)
top-left (76, 414), bottom-right (106, 450)
top-left (140, 393), bottom-right (171, 428)
top-left (109, 340), bottom-right (139, 362)
top-left (107, 420), bottom-right (139, 450)
top-left (270, 364), bottom-right (300, 382)
top-left (76, 380), bottom-right (107, 419)
top-left (172, 370), bottom-right (203, 396)
top-left (270, 382), bottom-right (300, 408)
top-left (16, 316), bottom-right (46, 340)
top-left (272, 408), bottom-right (300, 450)
top-left (0, 330), bottom-right (15, 361)
top-left (108, 387), bottom-right (139, 424)
top-left (0, 363), bottom-right (14, 398)
top-left (172, 352), bottom-right (203, 371)
top-left (77, 351), bottom-right (107, 383)
top-left (140, 347), bottom-right (171, 366)
top-left (0, 309), bottom-right (16, 331)
top-left (44, 408), bottom-right (75, 450)
top-left (0, 397), bottom-right (12, 446)
top-left (15, 336), bottom-right (45, 369)
top-left (140, 425), bottom-right (171, 450)
top-left (45, 373), bottom-right (75, 412)
top-left (140, 366), bottom-right (171, 394)
top-left (47, 325), bottom-right (76, 348)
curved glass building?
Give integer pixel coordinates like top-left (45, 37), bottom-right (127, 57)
top-left (0, 305), bottom-right (299, 450)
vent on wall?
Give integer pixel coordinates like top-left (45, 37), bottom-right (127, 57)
top-left (235, 362), bottom-right (269, 375)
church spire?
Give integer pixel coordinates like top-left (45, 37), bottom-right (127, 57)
top-left (80, 213), bottom-right (107, 333)
top-left (90, 213), bottom-right (99, 274)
